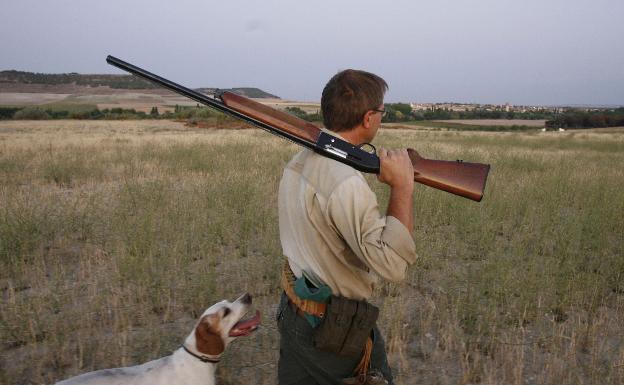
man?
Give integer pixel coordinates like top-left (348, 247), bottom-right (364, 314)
top-left (276, 69), bottom-right (417, 385)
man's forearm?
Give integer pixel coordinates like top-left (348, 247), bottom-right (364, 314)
top-left (386, 186), bottom-right (414, 232)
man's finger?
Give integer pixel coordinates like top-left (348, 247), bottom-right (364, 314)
top-left (389, 149), bottom-right (402, 158)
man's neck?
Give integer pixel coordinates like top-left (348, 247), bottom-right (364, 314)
top-left (330, 125), bottom-right (368, 145)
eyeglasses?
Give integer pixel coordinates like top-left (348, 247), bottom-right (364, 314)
top-left (371, 108), bottom-right (387, 117)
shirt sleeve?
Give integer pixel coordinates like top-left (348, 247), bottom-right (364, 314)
top-left (325, 175), bottom-right (417, 282)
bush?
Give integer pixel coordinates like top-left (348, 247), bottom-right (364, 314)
top-left (285, 107), bottom-right (307, 120)
top-left (284, 107), bottom-right (322, 122)
top-left (174, 106), bottom-right (215, 120)
top-left (0, 107), bottom-right (23, 119)
top-left (13, 107), bottom-right (51, 120)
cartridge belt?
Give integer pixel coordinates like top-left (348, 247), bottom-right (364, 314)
top-left (281, 262), bottom-right (327, 318)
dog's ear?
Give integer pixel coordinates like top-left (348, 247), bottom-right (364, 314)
top-left (195, 314), bottom-right (225, 356)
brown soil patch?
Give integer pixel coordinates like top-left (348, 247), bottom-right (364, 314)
top-left (0, 92), bottom-right (71, 105)
top-left (434, 119), bottom-right (546, 127)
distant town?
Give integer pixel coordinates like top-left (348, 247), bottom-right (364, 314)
top-left (408, 102), bottom-right (619, 114)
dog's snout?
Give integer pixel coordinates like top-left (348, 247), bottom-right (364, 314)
top-left (241, 293), bottom-right (252, 305)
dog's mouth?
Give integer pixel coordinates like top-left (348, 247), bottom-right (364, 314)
top-left (229, 310), bottom-right (261, 337)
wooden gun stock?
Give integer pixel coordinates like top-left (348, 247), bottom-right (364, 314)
top-left (219, 91), bottom-right (321, 143)
top-left (408, 149), bottom-right (490, 202)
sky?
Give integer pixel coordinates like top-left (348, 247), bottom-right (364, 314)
top-left (1, 0), bottom-right (623, 106)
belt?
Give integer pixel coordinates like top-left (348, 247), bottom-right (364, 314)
top-left (281, 262), bottom-right (327, 318)
top-left (288, 298), bottom-right (312, 318)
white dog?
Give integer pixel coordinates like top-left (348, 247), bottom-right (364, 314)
top-left (56, 293), bottom-right (261, 385)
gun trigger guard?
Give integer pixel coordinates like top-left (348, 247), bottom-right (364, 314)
top-left (357, 142), bottom-right (377, 155)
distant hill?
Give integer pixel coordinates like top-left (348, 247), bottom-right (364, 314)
top-left (0, 70), bottom-right (280, 98)
top-left (0, 70), bottom-right (158, 89)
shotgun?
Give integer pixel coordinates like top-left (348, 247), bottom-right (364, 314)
top-left (106, 55), bottom-right (490, 201)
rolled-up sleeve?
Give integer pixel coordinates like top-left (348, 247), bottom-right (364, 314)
top-left (326, 176), bottom-right (417, 282)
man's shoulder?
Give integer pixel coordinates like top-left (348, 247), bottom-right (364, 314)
top-left (285, 149), bottom-right (366, 196)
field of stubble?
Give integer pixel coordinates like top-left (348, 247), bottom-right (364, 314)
top-left (1, 120), bottom-right (623, 385)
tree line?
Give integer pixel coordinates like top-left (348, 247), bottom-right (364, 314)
top-left (2, 104), bottom-right (622, 130)
top-left (286, 104), bottom-right (554, 123)
top-left (0, 105), bottom-right (218, 121)
top-left (545, 108), bottom-right (624, 129)
top-left (0, 70), bottom-right (158, 89)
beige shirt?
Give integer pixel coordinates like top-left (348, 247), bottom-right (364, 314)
top-left (278, 141), bottom-right (417, 300)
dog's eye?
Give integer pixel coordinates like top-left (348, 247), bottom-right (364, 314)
top-left (223, 308), bottom-right (231, 317)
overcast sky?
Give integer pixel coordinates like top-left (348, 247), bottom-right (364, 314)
top-left (2, 0), bottom-right (623, 105)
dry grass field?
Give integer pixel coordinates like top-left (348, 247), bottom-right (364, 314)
top-left (256, 99), bottom-right (321, 114)
top-left (1, 120), bottom-right (623, 385)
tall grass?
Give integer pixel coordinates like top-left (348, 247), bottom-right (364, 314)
top-left (1, 121), bottom-right (623, 384)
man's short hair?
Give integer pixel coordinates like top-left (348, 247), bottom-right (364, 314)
top-left (321, 69), bottom-right (388, 132)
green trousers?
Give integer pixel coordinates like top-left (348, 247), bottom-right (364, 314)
top-left (276, 293), bottom-right (394, 385)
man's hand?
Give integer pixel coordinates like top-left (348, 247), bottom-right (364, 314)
top-left (377, 148), bottom-right (415, 232)
top-left (377, 148), bottom-right (415, 192)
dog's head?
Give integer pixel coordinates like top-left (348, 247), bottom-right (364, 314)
top-left (184, 293), bottom-right (261, 360)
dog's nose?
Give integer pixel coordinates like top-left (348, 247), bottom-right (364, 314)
top-left (241, 293), bottom-right (252, 305)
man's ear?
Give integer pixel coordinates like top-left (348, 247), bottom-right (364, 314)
top-left (195, 314), bottom-right (225, 356)
top-left (362, 110), bottom-right (375, 129)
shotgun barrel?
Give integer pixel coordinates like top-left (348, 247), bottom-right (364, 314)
top-left (106, 55), bottom-right (379, 173)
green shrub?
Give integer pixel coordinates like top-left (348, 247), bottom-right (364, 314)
top-left (0, 106), bottom-right (23, 119)
top-left (13, 107), bottom-right (51, 120)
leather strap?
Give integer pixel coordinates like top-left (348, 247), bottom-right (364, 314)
top-left (352, 336), bottom-right (373, 384)
top-left (181, 345), bottom-right (220, 363)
